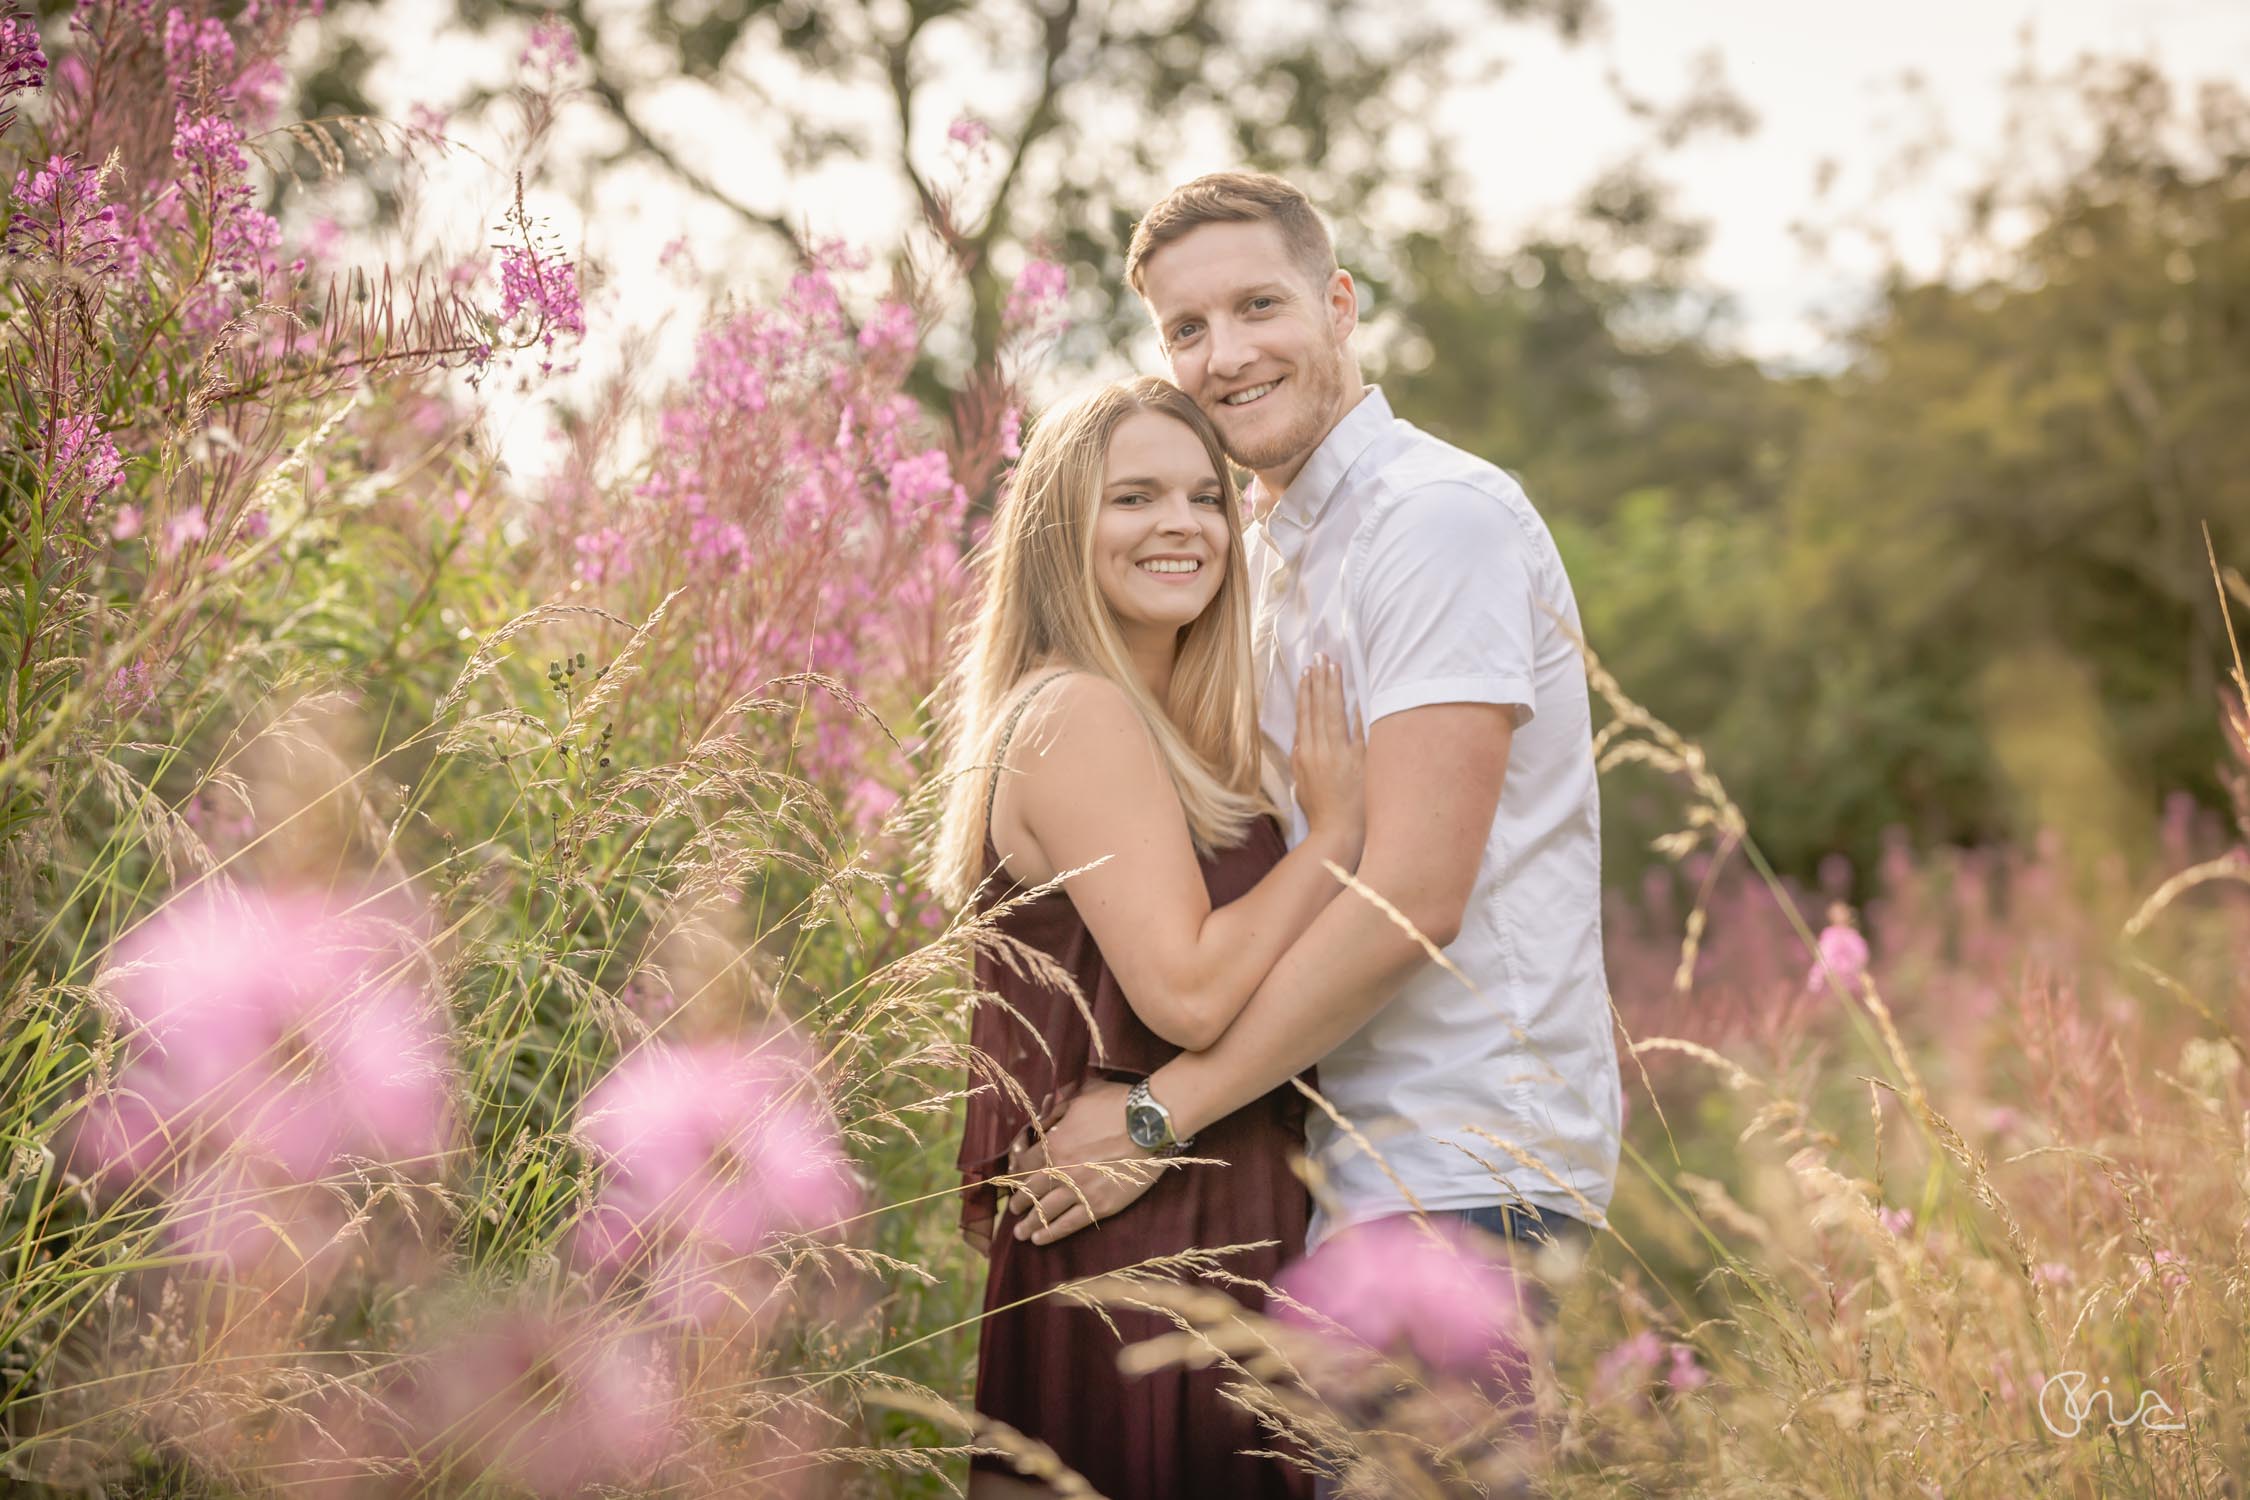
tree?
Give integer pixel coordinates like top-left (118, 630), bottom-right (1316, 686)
top-left (307, 0), bottom-right (1603, 362)
top-left (1381, 60), bottom-right (2250, 882)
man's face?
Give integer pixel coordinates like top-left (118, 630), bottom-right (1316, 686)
top-left (1138, 220), bottom-right (1356, 482)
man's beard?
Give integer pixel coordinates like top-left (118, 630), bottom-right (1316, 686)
top-left (1215, 351), bottom-right (1346, 476)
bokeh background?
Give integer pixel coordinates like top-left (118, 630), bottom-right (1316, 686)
top-left (290, 0), bottom-right (2250, 886)
top-left (5, 2), bottom-right (2250, 1495)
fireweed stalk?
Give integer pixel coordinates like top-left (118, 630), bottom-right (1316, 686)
top-left (2, 12), bottom-right (2247, 1500)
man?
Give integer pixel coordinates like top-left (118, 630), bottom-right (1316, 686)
top-left (1009, 172), bottom-right (1620, 1264)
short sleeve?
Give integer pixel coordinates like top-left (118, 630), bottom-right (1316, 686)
top-left (1351, 482), bottom-right (1540, 728)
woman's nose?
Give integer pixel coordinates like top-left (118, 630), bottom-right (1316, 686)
top-left (1155, 496), bottom-right (1197, 534)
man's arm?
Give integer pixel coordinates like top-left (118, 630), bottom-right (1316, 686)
top-left (1008, 701), bottom-right (1511, 1243)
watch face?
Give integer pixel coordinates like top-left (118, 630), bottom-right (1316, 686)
top-left (1125, 1104), bottom-right (1165, 1151)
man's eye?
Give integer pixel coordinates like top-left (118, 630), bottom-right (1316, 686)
top-left (1248, 297), bottom-right (1274, 312)
top-left (1170, 322), bottom-right (1201, 343)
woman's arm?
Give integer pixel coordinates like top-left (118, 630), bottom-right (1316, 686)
top-left (998, 664), bottom-right (1362, 1051)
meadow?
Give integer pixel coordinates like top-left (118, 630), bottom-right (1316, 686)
top-left (2, 6), bottom-right (2246, 1496)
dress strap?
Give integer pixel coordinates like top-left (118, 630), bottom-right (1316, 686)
top-left (984, 670), bottom-right (1075, 847)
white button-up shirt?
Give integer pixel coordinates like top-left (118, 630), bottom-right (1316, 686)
top-left (1249, 386), bottom-right (1621, 1242)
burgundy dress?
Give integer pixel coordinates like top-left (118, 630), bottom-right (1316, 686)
top-left (958, 816), bottom-right (1311, 1500)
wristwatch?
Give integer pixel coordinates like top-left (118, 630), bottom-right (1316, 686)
top-left (1125, 1079), bottom-right (1194, 1156)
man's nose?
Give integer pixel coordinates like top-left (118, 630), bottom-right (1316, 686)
top-left (1206, 320), bottom-right (1253, 380)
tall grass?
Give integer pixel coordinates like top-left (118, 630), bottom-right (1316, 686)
top-left (3, 5), bottom-right (2247, 1498)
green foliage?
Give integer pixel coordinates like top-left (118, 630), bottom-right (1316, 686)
top-left (1387, 62), bottom-right (2250, 881)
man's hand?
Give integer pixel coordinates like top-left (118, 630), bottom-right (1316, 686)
top-left (1005, 1080), bottom-right (1160, 1244)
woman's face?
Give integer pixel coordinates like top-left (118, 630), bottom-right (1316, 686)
top-left (1091, 409), bottom-right (1230, 642)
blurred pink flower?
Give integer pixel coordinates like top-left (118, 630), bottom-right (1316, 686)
top-left (2032, 1260), bottom-right (2074, 1287)
top-left (162, 509), bottom-right (208, 557)
top-left (2133, 1248), bottom-right (2189, 1294)
top-left (1591, 1329), bottom-right (1664, 1401)
top-left (857, 299), bottom-right (916, 361)
top-left (1275, 1216), bottom-right (1530, 1380)
top-left (85, 889), bottom-right (450, 1185)
top-left (418, 1306), bottom-right (674, 1497)
top-left (160, 10), bottom-right (235, 84)
top-left (573, 1037), bottom-right (859, 1303)
top-left (1664, 1341), bottom-right (1710, 1392)
top-left (1807, 922), bottom-right (1869, 991)
top-left (572, 525), bottom-right (633, 585)
top-left (999, 405), bottom-right (1023, 460)
top-left (946, 115), bottom-right (990, 151)
top-left (519, 15), bottom-right (580, 79)
top-left (106, 658), bottom-right (156, 715)
top-left (165, 1158), bottom-right (349, 1283)
top-left (1876, 1205), bottom-right (1913, 1236)
top-left (110, 503), bottom-right (142, 540)
top-left (845, 776), bottom-right (901, 834)
top-left (1003, 257), bottom-right (1067, 331)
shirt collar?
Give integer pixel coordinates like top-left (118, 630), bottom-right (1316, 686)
top-left (1249, 385), bottom-right (1392, 542)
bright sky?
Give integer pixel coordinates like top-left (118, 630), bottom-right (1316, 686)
top-left (331, 0), bottom-right (2250, 432)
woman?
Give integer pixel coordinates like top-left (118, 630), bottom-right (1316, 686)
top-left (933, 377), bottom-right (1362, 1499)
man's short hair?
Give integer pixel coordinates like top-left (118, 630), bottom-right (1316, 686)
top-left (1125, 171), bottom-right (1338, 297)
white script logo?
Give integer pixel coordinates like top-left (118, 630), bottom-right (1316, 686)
top-left (2037, 1371), bottom-right (2186, 1438)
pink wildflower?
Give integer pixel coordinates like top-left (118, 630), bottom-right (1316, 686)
top-left (519, 15), bottom-right (580, 79)
top-left (845, 776), bottom-right (901, 834)
top-left (162, 510), bottom-right (208, 557)
top-left (497, 244), bottom-right (586, 340)
top-left (886, 447), bottom-right (961, 514)
top-left (0, 10), bottom-right (47, 135)
top-left (165, 1158), bottom-right (348, 1282)
top-left (857, 299), bottom-right (917, 362)
top-left (172, 108), bottom-right (282, 282)
top-left (1003, 257), bottom-right (1068, 331)
top-left (1808, 921), bottom-right (1869, 991)
top-left (2032, 1261), bottom-right (2074, 1287)
top-left (999, 405), bottom-right (1023, 460)
top-left (1276, 1217), bottom-right (1530, 1381)
top-left (6, 154), bottom-right (120, 273)
top-left (946, 115), bottom-right (990, 151)
top-left (2133, 1248), bottom-right (2189, 1294)
top-left (160, 10), bottom-right (235, 85)
top-left (1664, 1341), bottom-right (1711, 1392)
top-left (45, 413), bottom-right (124, 506)
top-left (106, 658), bottom-right (155, 715)
top-left (108, 504), bottom-right (141, 540)
top-left (571, 525), bottom-right (633, 586)
top-left (417, 1306), bottom-right (675, 1497)
top-left (573, 1037), bottom-right (859, 1308)
top-left (1876, 1205), bottom-right (1913, 1236)
top-left (1592, 1329), bottom-right (1664, 1402)
top-left (80, 888), bottom-right (451, 1186)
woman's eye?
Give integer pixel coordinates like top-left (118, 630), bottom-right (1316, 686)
top-left (1113, 493), bottom-right (1148, 506)
top-left (1193, 492), bottom-right (1224, 507)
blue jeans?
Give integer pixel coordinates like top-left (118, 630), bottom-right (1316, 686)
top-left (1440, 1200), bottom-right (1591, 1250)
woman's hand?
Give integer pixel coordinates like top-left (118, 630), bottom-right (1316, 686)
top-left (1291, 655), bottom-right (1366, 866)
top-left (1005, 1081), bottom-right (1165, 1244)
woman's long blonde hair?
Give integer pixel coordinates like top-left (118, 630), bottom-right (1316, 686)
top-left (929, 377), bottom-right (1269, 907)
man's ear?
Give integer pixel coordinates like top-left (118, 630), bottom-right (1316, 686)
top-left (1326, 268), bottom-right (1359, 343)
